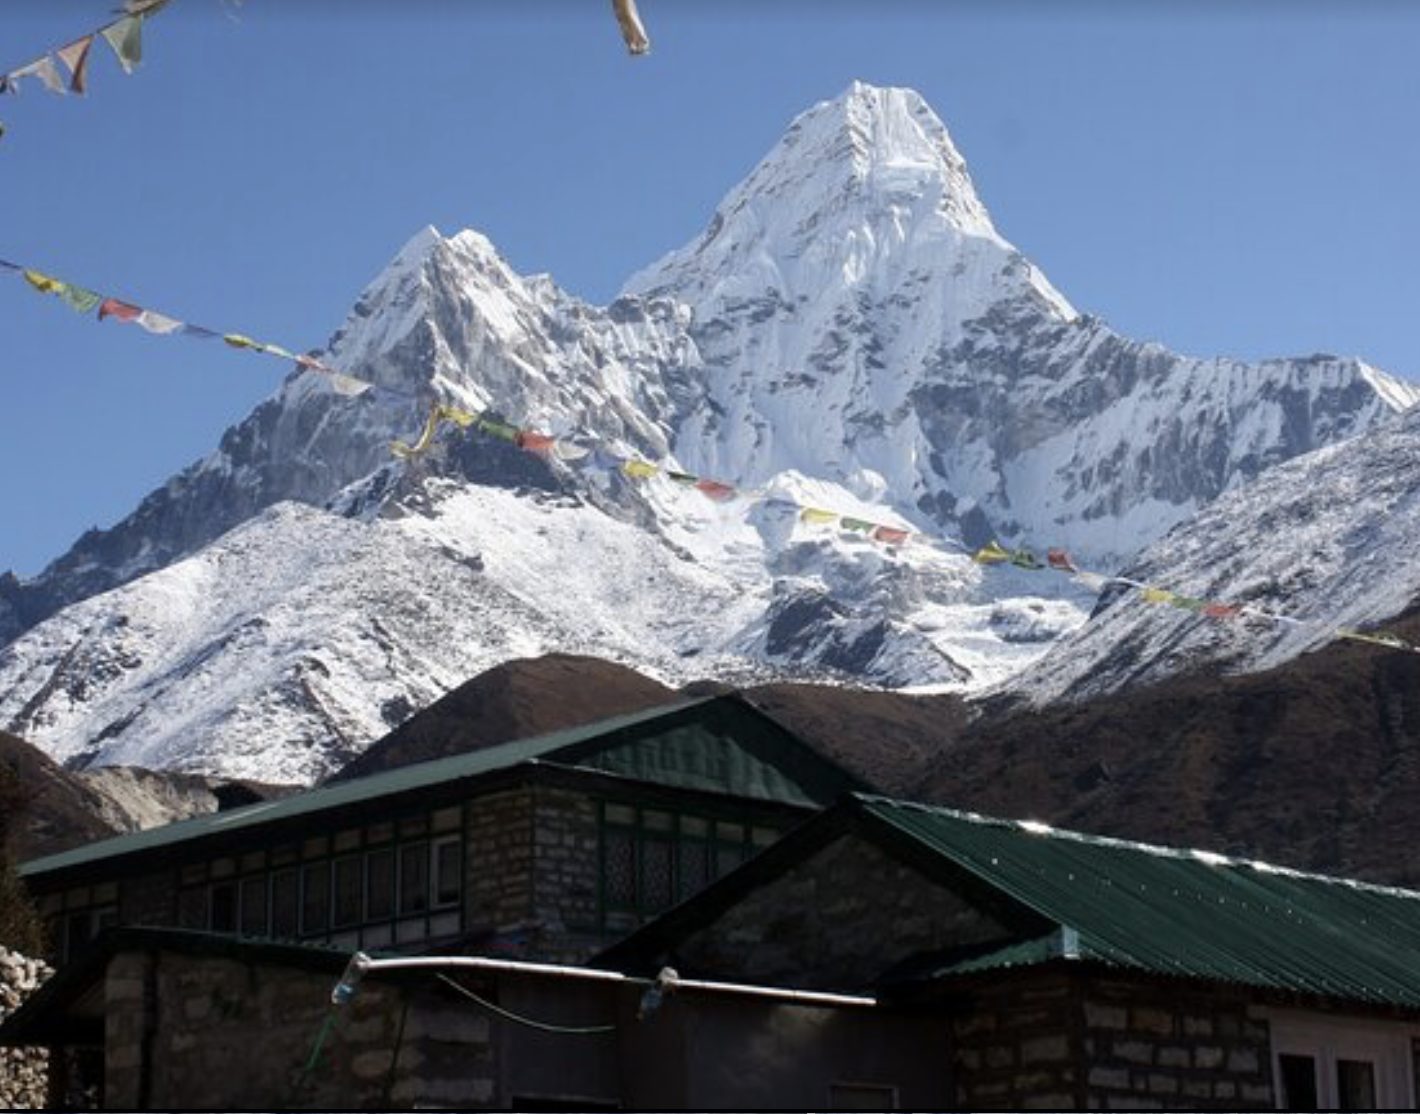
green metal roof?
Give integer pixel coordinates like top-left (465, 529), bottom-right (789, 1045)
top-left (861, 796), bottom-right (1420, 1008)
top-left (21, 695), bottom-right (863, 880)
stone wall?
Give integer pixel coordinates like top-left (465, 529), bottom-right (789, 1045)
top-left (103, 948), bottom-right (499, 1109)
top-left (949, 970), bottom-right (1080, 1110)
top-left (529, 786), bottom-right (603, 962)
top-left (464, 786), bottom-right (616, 964)
top-left (464, 788), bottom-right (536, 948)
top-left (673, 832), bottom-right (1013, 990)
top-left (946, 968), bottom-right (1276, 1111)
top-left (0, 947), bottom-right (53, 1110)
top-left (1081, 978), bottom-right (1272, 1110)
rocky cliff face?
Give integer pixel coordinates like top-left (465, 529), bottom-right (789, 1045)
top-left (1, 82), bottom-right (1414, 780)
top-left (1002, 402), bottom-right (1420, 706)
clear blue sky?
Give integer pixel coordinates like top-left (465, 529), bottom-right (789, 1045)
top-left (2, 1), bottom-right (1419, 576)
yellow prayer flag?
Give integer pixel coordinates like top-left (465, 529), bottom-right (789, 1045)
top-left (799, 507), bottom-right (839, 525)
top-left (391, 408), bottom-right (441, 459)
top-left (621, 459), bottom-right (659, 479)
top-left (223, 333), bottom-right (259, 350)
top-left (435, 404), bottom-right (478, 429)
top-left (23, 270), bottom-right (62, 295)
top-left (1140, 587), bottom-right (1173, 605)
top-left (972, 540), bottom-right (1011, 565)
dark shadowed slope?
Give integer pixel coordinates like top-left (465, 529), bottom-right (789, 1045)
top-left (926, 609), bottom-right (1420, 887)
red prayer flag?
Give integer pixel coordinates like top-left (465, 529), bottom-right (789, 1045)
top-left (515, 430), bottom-right (556, 455)
top-left (98, 297), bottom-right (141, 322)
top-left (1203, 603), bottom-right (1241, 620)
top-left (1047, 548), bottom-right (1076, 572)
top-left (872, 525), bottom-right (910, 545)
top-left (695, 479), bottom-right (736, 502)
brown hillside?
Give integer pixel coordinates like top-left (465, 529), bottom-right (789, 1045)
top-left (326, 654), bottom-right (678, 783)
top-left (0, 730), bottom-right (117, 860)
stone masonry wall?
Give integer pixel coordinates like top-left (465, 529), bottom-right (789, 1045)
top-left (0, 947), bottom-right (53, 1110)
top-left (675, 832), bottom-right (1013, 991)
top-left (1081, 978), bottom-right (1273, 1110)
top-left (529, 786), bottom-right (604, 963)
top-left (465, 788), bottom-right (536, 949)
top-left (103, 948), bottom-right (497, 1109)
top-left (947, 968), bottom-right (1276, 1111)
top-left (950, 970), bottom-right (1080, 1110)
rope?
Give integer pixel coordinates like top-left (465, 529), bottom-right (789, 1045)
top-left (435, 973), bottom-right (616, 1035)
top-left (380, 996), bottom-right (411, 1107)
top-left (290, 1006), bottom-right (339, 1101)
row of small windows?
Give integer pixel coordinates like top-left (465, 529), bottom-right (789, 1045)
top-left (41, 799), bottom-right (790, 958)
top-left (38, 882), bottom-right (119, 964)
top-left (601, 804), bottom-right (781, 919)
top-left (176, 807), bottom-right (465, 948)
top-left (192, 835), bottom-right (462, 937)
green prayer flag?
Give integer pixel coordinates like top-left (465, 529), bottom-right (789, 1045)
top-left (101, 17), bottom-right (142, 74)
top-left (1010, 547), bottom-right (1044, 570)
top-left (58, 283), bottom-right (101, 314)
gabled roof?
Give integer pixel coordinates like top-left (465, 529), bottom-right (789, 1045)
top-left (601, 793), bottom-right (1420, 1010)
top-left (21, 694), bottom-right (866, 882)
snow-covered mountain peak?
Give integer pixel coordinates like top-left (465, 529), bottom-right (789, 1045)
top-left (625, 81), bottom-right (1073, 322)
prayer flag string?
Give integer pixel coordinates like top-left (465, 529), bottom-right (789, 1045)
top-left (1, 256), bottom-right (371, 398)
top-left (0, 1), bottom-right (172, 139)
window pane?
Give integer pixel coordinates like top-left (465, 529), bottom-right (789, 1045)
top-left (604, 830), bottom-right (636, 909)
top-left (1338, 1059), bottom-right (1377, 1111)
top-left (399, 842), bottom-right (429, 915)
top-left (64, 911), bottom-right (94, 960)
top-left (366, 849), bottom-right (395, 920)
top-left (271, 870), bottom-right (299, 938)
top-left (642, 837), bottom-right (674, 913)
top-left (1278, 1053), bottom-right (1318, 1111)
top-left (434, 840), bottom-right (462, 907)
top-left (177, 888), bottom-right (207, 930)
top-left (239, 876), bottom-right (268, 937)
top-left (210, 883), bottom-right (237, 933)
top-left (715, 843), bottom-right (745, 878)
top-left (332, 857), bottom-right (363, 928)
top-left (678, 841), bottom-right (710, 901)
top-left (301, 862), bottom-right (330, 936)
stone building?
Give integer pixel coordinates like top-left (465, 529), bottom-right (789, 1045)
top-left (11, 712), bottom-right (1420, 1109)
top-left (602, 793), bottom-right (1420, 1110)
top-left (17, 694), bottom-right (865, 967)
